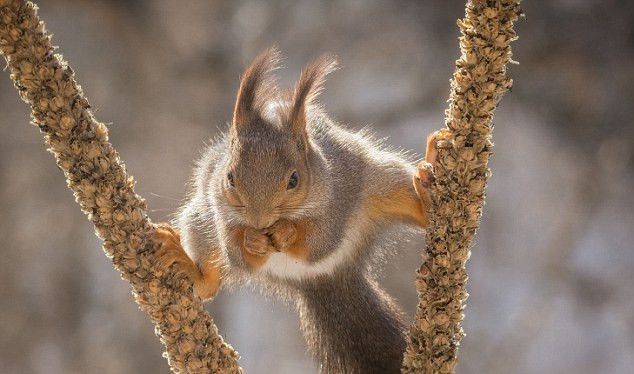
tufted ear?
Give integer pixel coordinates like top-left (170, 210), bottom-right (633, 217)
top-left (285, 54), bottom-right (338, 137)
top-left (231, 48), bottom-right (281, 134)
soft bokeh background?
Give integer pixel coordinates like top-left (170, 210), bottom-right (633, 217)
top-left (1, 1), bottom-right (633, 373)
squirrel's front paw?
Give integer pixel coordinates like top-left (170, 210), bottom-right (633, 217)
top-left (424, 129), bottom-right (452, 171)
top-left (154, 224), bottom-right (198, 277)
top-left (414, 161), bottom-right (434, 209)
top-left (154, 224), bottom-right (221, 299)
top-left (413, 129), bottom-right (452, 206)
top-left (244, 227), bottom-right (276, 256)
top-left (265, 218), bottom-right (298, 251)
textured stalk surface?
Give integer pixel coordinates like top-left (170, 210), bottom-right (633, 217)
top-left (402, 1), bottom-right (521, 373)
top-left (0, 1), bottom-right (242, 372)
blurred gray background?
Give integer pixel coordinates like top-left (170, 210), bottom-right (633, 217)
top-left (1, 1), bottom-right (633, 373)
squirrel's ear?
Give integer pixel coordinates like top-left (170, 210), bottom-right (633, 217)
top-left (286, 54), bottom-right (338, 136)
top-left (232, 48), bottom-right (281, 134)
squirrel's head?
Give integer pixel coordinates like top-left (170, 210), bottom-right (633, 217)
top-left (219, 48), bottom-right (336, 229)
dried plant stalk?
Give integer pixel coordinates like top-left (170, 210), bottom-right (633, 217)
top-left (0, 1), bottom-right (242, 372)
top-left (402, 1), bottom-right (521, 373)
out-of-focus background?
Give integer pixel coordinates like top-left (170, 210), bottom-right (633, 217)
top-left (1, 1), bottom-right (632, 373)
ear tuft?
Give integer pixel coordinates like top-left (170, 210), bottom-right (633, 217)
top-left (286, 54), bottom-right (338, 135)
top-left (232, 47), bottom-right (282, 130)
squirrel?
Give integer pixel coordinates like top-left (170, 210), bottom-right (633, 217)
top-left (154, 48), bottom-right (448, 373)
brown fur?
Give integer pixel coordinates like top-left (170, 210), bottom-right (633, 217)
top-left (232, 48), bottom-right (281, 133)
top-left (366, 127), bottom-right (449, 227)
top-left (282, 54), bottom-right (338, 139)
top-left (367, 184), bottom-right (429, 227)
top-left (279, 219), bottom-right (312, 261)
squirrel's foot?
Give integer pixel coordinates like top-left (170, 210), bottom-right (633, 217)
top-left (265, 218), bottom-right (298, 251)
top-left (414, 161), bottom-right (434, 209)
top-left (413, 129), bottom-right (452, 207)
top-left (244, 227), bottom-right (276, 256)
top-left (154, 223), bottom-right (188, 271)
top-left (424, 129), bottom-right (452, 170)
top-left (154, 223), bottom-right (219, 299)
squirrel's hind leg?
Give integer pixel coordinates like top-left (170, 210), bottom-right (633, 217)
top-left (154, 224), bottom-right (222, 300)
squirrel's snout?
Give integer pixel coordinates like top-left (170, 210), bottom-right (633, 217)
top-left (247, 211), bottom-right (277, 230)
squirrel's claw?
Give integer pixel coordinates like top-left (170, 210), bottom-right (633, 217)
top-left (415, 161), bottom-right (434, 188)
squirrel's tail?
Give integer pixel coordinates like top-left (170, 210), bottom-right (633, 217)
top-left (296, 270), bottom-right (406, 374)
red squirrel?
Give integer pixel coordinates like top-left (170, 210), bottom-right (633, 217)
top-left (154, 48), bottom-right (448, 373)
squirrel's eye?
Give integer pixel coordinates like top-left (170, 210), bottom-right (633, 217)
top-left (287, 171), bottom-right (299, 190)
top-left (227, 172), bottom-right (235, 188)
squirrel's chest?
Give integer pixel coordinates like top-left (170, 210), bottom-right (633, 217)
top-left (259, 214), bottom-right (371, 281)
top-left (260, 249), bottom-right (346, 280)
